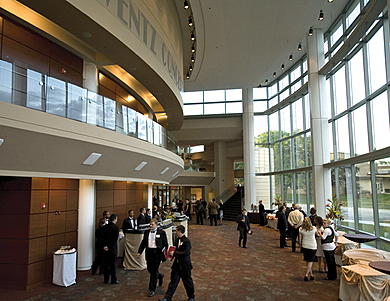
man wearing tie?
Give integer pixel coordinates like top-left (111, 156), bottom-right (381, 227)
top-left (159, 225), bottom-right (195, 301)
top-left (122, 210), bottom-right (137, 232)
top-left (137, 207), bottom-right (147, 226)
top-left (236, 208), bottom-right (250, 248)
top-left (146, 208), bottom-right (153, 224)
top-left (137, 218), bottom-right (168, 298)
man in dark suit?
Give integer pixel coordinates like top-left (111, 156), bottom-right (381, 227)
top-left (122, 209), bottom-right (137, 232)
top-left (146, 208), bottom-right (152, 224)
top-left (137, 207), bottom-right (147, 226)
top-left (102, 214), bottom-right (121, 284)
top-left (258, 200), bottom-right (265, 226)
top-left (137, 218), bottom-right (168, 298)
top-left (236, 208), bottom-right (250, 248)
top-left (159, 225), bottom-right (195, 301)
top-left (92, 218), bottom-right (106, 275)
top-left (277, 205), bottom-right (288, 248)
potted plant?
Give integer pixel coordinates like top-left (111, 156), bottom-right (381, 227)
top-left (272, 194), bottom-right (283, 209)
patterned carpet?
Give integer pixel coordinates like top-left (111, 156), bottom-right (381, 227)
top-left (1, 219), bottom-right (341, 301)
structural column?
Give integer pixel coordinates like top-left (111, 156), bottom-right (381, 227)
top-left (84, 62), bottom-right (98, 92)
top-left (77, 179), bottom-right (96, 270)
top-left (148, 183), bottom-right (153, 211)
top-left (307, 29), bottom-right (331, 217)
top-left (242, 88), bottom-right (256, 211)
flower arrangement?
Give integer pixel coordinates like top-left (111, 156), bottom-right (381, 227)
top-left (272, 194), bottom-right (283, 207)
top-left (326, 195), bottom-right (344, 221)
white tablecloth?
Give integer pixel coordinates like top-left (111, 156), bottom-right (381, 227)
top-left (123, 233), bottom-right (147, 271)
top-left (266, 214), bottom-right (278, 230)
top-left (53, 251), bottom-right (76, 287)
top-left (339, 263), bottom-right (390, 301)
top-left (335, 236), bottom-right (359, 266)
top-left (342, 249), bottom-right (390, 266)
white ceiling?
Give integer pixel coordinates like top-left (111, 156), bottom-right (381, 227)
top-left (179, 0), bottom-right (349, 92)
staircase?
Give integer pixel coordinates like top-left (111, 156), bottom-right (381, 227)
top-left (222, 188), bottom-right (244, 221)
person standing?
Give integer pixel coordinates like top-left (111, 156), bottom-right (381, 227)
top-left (146, 208), bottom-right (153, 224)
top-left (158, 225), bottom-right (195, 301)
top-left (218, 199), bottom-right (224, 226)
top-left (320, 218), bottom-right (339, 280)
top-left (276, 205), bottom-right (288, 248)
top-left (122, 210), bottom-right (137, 232)
top-left (195, 200), bottom-right (203, 225)
top-left (184, 199), bottom-right (192, 221)
top-left (92, 218), bottom-right (106, 275)
top-left (288, 205), bottom-right (304, 252)
top-left (102, 214), bottom-right (120, 284)
top-left (201, 198), bottom-right (207, 218)
top-left (137, 208), bottom-right (147, 226)
top-left (236, 209), bottom-right (250, 248)
top-left (208, 199), bottom-right (219, 226)
top-left (137, 218), bottom-right (168, 297)
top-left (299, 217), bottom-right (317, 281)
top-left (103, 210), bottom-right (110, 225)
top-left (258, 200), bottom-right (265, 226)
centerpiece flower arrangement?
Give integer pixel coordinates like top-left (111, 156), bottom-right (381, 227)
top-left (272, 194), bottom-right (283, 208)
top-left (326, 195), bottom-right (344, 229)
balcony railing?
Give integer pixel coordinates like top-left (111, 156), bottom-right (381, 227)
top-left (0, 59), bottom-right (179, 154)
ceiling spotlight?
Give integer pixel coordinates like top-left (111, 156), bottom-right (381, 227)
top-left (265, 79), bottom-right (268, 84)
top-left (319, 10), bottom-right (324, 21)
top-left (186, 72), bottom-right (190, 79)
top-left (308, 27), bottom-right (314, 36)
top-left (328, 0), bottom-right (333, 2)
top-left (191, 32), bottom-right (195, 41)
top-left (191, 55), bottom-right (195, 62)
top-left (189, 64), bottom-right (193, 71)
top-left (273, 72), bottom-right (276, 77)
top-left (281, 64), bottom-right (285, 70)
top-left (258, 84), bottom-right (262, 88)
top-left (298, 43), bottom-right (302, 51)
top-left (289, 54), bottom-right (293, 61)
top-left (191, 45), bottom-right (195, 52)
top-left (184, 0), bottom-right (189, 9)
top-left (188, 17), bottom-right (193, 26)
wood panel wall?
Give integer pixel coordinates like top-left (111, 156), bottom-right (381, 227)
top-left (96, 181), bottom-right (148, 228)
top-left (0, 177), bottom-right (78, 290)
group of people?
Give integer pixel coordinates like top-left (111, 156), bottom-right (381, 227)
top-left (92, 209), bottom-right (196, 301)
top-left (194, 198), bottom-right (224, 226)
top-left (276, 204), bottom-right (339, 281)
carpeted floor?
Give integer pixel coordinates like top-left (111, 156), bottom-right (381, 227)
top-left (0, 219), bottom-right (341, 301)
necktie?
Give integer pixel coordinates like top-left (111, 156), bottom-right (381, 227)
top-left (151, 230), bottom-right (156, 234)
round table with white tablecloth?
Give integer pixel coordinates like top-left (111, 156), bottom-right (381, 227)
top-left (342, 248), bottom-right (390, 266)
top-left (53, 250), bottom-right (77, 287)
top-left (266, 214), bottom-right (278, 230)
top-left (123, 230), bottom-right (147, 271)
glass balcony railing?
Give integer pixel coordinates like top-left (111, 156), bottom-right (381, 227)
top-left (0, 59), bottom-right (180, 154)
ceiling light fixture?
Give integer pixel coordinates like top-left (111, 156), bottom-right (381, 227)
top-left (184, 0), bottom-right (189, 9)
top-left (298, 43), bottom-right (302, 51)
top-left (319, 10), bottom-right (324, 21)
top-left (160, 167), bottom-right (170, 175)
top-left (83, 153), bottom-right (102, 165)
top-left (191, 45), bottom-right (195, 53)
top-left (191, 32), bottom-right (195, 41)
top-left (172, 171), bottom-right (180, 178)
top-left (308, 27), bottom-right (314, 36)
top-left (135, 161), bottom-right (147, 171)
top-left (265, 79), bottom-right (268, 84)
top-left (188, 17), bottom-right (193, 26)
top-left (289, 54), bottom-right (293, 61)
top-left (186, 72), bottom-right (190, 79)
top-left (273, 72), bottom-right (276, 77)
top-left (281, 64), bottom-right (285, 70)
top-left (258, 84), bottom-right (262, 88)
top-left (0, 138), bottom-right (4, 146)
top-left (328, 0), bottom-right (333, 3)
top-left (189, 64), bottom-right (193, 71)
top-left (191, 55), bottom-right (195, 63)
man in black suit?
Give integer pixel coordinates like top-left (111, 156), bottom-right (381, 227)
top-left (102, 214), bottom-right (121, 284)
top-left (276, 205), bottom-right (288, 248)
top-left (137, 207), bottom-right (147, 226)
top-left (258, 200), bottom-right (265, 226)
top-left (159, 225), bottom-right (195, 301)
top-left (92, 218), bottom-right (106, 275)
top-left (137, 218), bottom-right (168, 298)
top-left (122, 210), bottom-right (137, 232)
top-left (236, 208), bottom-right (250, 248)
top-left (146, 208), bottom-right (153, 224)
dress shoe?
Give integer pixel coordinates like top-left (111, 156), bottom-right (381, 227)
top-left (188, 298), bottom-right (195, 301)
top-left (158, 273), bottom-right (164, 287)
top-left (310, 276), bottom-right (314, 281)
top-left (242, 246), bottom-right (247, 248)
top-left (148, 291), bottom-right (155, 297)
top-left (304, 276), bottom-right (308, 282)
top-left (284, 245), bottom-right (290, 247)
top-left (111, 280), bottom-right (121, 284)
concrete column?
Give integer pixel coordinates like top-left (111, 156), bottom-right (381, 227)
top-left (243, 88), bottom-right (256, 211)
top-left (84, 62), bottom-right (98, 92)
top-left (77, 179), bottom-right (96, 270)
top-left (213, 141), bottom-right (234, 198)
top-left (307, 29), bottom-right (331, 217)
top-left (148, 183), bottom-right (153, 210)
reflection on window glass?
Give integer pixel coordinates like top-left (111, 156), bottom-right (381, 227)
top-left (279, 89), bottom-right (290, 102)
top-left (269, 83), bottom-right (278, 98)
top-left (346, 1), bottom-right (360, 29)
top-left (255, 145), bottom-right (270, 173)
top-left (226, 102), bottom-right (242, 113)
top-left (283, 173), bottom-right (293, 204)
top-left (184, 104), bottom-right (203, 115)
top-left (154, 122), bottom-right (162, 146)
top-left (183, 91), bottom-right (203, 104)
top-left (128, 109), bottom-right (137, 135)
top-left (269, 112), bottom-right (279, 142)
top-left (104, 97), bottom-right (116, 130)
top-left (291, 81), bottom-right (302, 94)
top-left (279, 75), bottom-right (289, 91)
top-left (204, 102), bottom-right (225, 114)
top-left (324, 39), bottom-right (329, 54)
top-left (356, 162), bottom-right (374, 233)
top-left (27, 69), bottom-right (44, 110)
top-left (371, 92), bottom-right (390, 150)
top-left (272, 174), bottom-right (282, 200)
top-left (0, 60), bottom-right (12, 103)
top-left (272, 142), bottom-right (281, 172)
top-left (280, 106), bottom-right (291, 138)
top-left (46, 77), bottom-right (66, 117)
top-left (376, 157), bottom-right (390, 240)
top-left (304, 95), bottom-right (311, 130)
top-left (306, 132), bottom-right (312, 166)
top-left (269, 96), bottom-right (278, 108)
top-left (87, 92), bottom-right (103, 127)
top-left (331, 22), bottom-right (343, 47)
top-left (296, 172), bottom-right (307, 210)
top-left (256, 176), bottom-right (271, 206)
top-left (295, 134), bottom-right (305, 168)
top-left (67, 83), bottom-right (86, 122)
top-left (349, 49), bottom-right (365, 106)
top-left (337, 166), bottom-right (355, 228)
top-left (333, 66), bottom-right (347, 115)
top-left (367, 27), bottom-right (386, 94)
top-left (326, 78), bottom-right (332, 119)
top-left (282, 139), bottom-right (291, 170)
top-left (253, 87), bottom-right (267, 99)
top-left (226, 89), bottom-right (242, 101)
top-left (303, 60), bottom-right (308, 73)
top-left (292, 98), bottom-right (303, 133)
top-left (329, 122), bottom-right (334, 162)
top-left (335, 115), bottom-right (350, 159)
top-left (352, 105), bottom-right (369, 156)
top-left (291, 66), bottom-right (301, 82)
top-left (204, 90), bottom-right (224, 103)
top-left (137, 112), bottom-right (147, 140)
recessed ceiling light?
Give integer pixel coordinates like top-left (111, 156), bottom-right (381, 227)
top-left (81, 32), bottom-right (92, 38)
top-left (172, 171), bottom-right (180, 178)
top-left (160, 167), bottom-right (170, 175)
top-left (83, 153), bottom-right (101, 165)
top-left (135, 161), bottom-right (147, 171)
top-left (0, 138), bottom-right (4, 146)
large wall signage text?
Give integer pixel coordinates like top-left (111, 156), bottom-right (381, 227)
top-left (96, 0), bottom-right (183, 91)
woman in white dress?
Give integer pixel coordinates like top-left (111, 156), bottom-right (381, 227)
top-left (314, 216), bottom-right (327, 273)
top-left (299, 217), bottom-right (317, 281)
